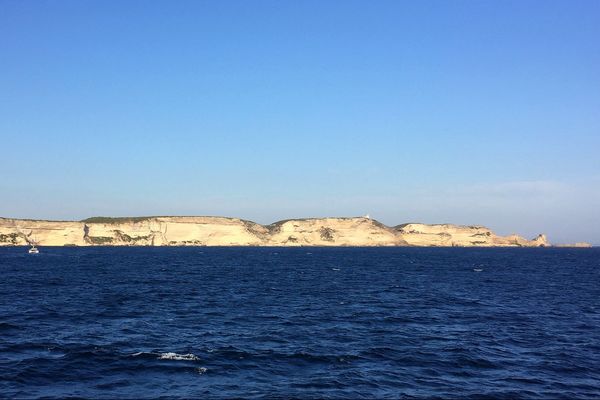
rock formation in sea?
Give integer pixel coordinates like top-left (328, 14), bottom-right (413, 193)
top-left (0, 216), bottom-right (553, 247)
top-left (554, 242), bottom-right (593, 248)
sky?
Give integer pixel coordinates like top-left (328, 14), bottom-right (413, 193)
top-left (0, 0), bottom-right (599, 244)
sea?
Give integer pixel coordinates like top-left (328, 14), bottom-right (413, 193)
top-left (1, 247), bottom-right (599, 399)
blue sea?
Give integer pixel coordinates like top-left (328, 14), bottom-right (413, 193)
top-left (1, 247), bottom-right (599, 398)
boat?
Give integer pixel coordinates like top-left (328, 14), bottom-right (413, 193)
top-left (28, 245), bottom-right (39, 254)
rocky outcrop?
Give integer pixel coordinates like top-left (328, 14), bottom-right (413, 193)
top-left (0, 216), bottom-right (550, 247)
top-left (555, 242), bottom-right (592, 248)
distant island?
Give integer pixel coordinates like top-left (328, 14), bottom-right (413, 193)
top-left (2, 215), bottom-right (591, 247)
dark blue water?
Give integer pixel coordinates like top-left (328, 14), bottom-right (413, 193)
top-left (1, 247), bottom-right (599, 398)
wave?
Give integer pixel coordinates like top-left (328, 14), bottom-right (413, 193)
top-left (130, 351), bottom-right (200, 361)
top-left (158, 352), bottom-right (199, 361)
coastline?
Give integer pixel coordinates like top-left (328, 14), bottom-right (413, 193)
top-left (0, 215), bottom-right (557, 248)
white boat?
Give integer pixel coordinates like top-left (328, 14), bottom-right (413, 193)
top-left (28, 245), bottom-right (39, 254)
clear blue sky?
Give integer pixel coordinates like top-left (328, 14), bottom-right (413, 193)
top-left (1, 0), bottom-right (599, 243)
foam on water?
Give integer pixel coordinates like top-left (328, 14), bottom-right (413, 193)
top-left (158, 352), bottom-right (199, 361)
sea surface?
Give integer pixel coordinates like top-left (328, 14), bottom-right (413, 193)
top-left (1, 247), bottom-right (599, 399)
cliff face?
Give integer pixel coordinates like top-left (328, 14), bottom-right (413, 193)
top-left (0, 219), bottom-right (85, 246)
top-left (266, 217), bottom-right (407, 246)
top-left (0, 216), bottom-right (549, 247)
top-left (83, 217), bottom-right (266, 246)
top-left (396, 223), bottom-right (549, 247)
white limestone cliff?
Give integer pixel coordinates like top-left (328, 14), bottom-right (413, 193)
top-left (0, 216), bottom-right (551, 247)
top-left (395, 223), bottom-right (549, 247)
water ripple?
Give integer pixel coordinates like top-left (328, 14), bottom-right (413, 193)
top-left (1, 246), bottom-right (599, 398)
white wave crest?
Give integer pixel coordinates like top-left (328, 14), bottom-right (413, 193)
top-left (158, 352), bottom-right (199, 361)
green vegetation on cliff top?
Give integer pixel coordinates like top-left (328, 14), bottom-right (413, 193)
top-left (81, 216), bottom-right (154, 224)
